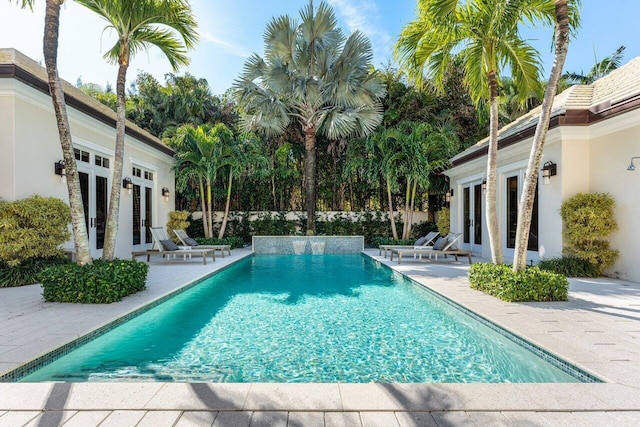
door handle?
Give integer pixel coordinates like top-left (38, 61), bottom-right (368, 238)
top-left (90, 218), bottom-right (95, 228)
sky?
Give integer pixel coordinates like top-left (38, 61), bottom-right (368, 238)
top-left (1, 0), bottom-right (640, 96)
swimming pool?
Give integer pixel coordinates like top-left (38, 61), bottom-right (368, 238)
top-left (20, 254), bottom-right (590, 382)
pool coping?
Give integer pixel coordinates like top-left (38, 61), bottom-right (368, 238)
top-left (1, 249), bottom-right (639, 416)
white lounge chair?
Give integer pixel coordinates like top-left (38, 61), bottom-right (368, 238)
top-left (390, 233), bottom-right (471, 264)
top-left (173, 229), bottom-right (232, 257)
top-left (131, 227), bottom-right (215, 265)
top-left (378, 231), bottom-right (440, 258)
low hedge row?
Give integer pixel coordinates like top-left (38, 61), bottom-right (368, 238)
top-left (369, 236), bottom-right (416, 248)
top-left (469, 263), bottom-right (569, 302)
top-left (538, 256), bottom-right (599, 278)
top-left (41, 259), bottom-right (148, 304)
top-left (195, 236), bottom-right (244, 249)
top-left (0, 256), bottom-right (70, 288)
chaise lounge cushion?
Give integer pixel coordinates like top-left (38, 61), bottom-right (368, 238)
top-left (414, 236), bottom-right (428, 246)
top-left (183, 237), bottom-right (199, 246)
top-left (159, 239), bottom-right (180, 251)
top-left (432, 237), bottom-right (448, 251)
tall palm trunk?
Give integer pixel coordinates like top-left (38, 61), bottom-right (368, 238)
top-left (43, 0), bottom-right (92, 265)
top-left (402, 178), bottom-right (411, 239)
top-left (513, 0), bottom-right (570, 271)
top-left (219, 169), bottom-right (233, 239)
top-left (102, 62), bottom-right (128, 260)
top-left (198, 177), bottom-right (209, 238)
top-left (303, 127), bottom-right (317, 235)
top-left (486, 70), bottom-right (504, 264)
top-left (386, 176), bottom-right (398, 240)
top-left (206, 176), bottom-right (214, 239)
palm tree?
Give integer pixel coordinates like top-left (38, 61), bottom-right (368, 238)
top-left (513, 0), bottom-right (581, 271)
top-left (563, 45), bottom-right (623, 85)
top-left (171, 123), bottom-right (234, 239)
top-left (9, 0), bottom-right (92, 265)
top-left (233, 1), bottom-right (385, 235)
top-left (76, 0), bottom-right (198, 260)
top-left (396, 0), bottom-right (553, 264)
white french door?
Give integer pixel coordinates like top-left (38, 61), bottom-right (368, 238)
top-left (78, 169), bottom-right (110, 258)
top-left (132, 183), bottom-right (154, 251)
top-left (461, 182), bottom-right (483, 252)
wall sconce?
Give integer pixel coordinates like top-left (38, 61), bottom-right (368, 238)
top-left (541, 161), bottom-right (557, 185)
top-left (122, 177), bottom-right (133, 194)
top-left (54, 160), bottom-right (66, 177)
top-left (481, 179), bottom-right (487, 191)
top-left (445, 189), bottom-right (454, 203)
top-left (627, 157), bottom-right (640, 171)
top-left (162, 187), bottom-right (170, 201)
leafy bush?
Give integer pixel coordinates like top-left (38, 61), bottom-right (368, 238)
top-left (436, 207), bottom-right (450, 237)
top-left (252, 211), bottom-right (296, 236)
top-left (0, 256), bottom-right (70, 288)
top-left (41, 259), bottom-right (148, 304)
top-left (370, 237), bottom-right (415, 248)
top-left (166, 211), bottom-right (190, 242)
top-left (0, 196), bottom-right (70, 266)
top-left (538, 256), bottom-right (598, 278)
top-left (195, 236), bottom-right (244, 249)
top-left (469, 263), bottom-right (568, 302)
top-left (560, 193), bottom-right (618, 275)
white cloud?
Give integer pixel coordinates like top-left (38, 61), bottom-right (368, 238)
top-left (201, 31), bottom-right (252, 58)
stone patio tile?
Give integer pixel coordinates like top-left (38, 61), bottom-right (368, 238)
top-left (137, 410), bottom-right (182, 426)
top-left (430, 411), bottom-right (475, 426)
top-left (428, 384), bottom-right (534, 411)
top-left (249, 411), bottom-right (288, 427)
top-left (62, 383), bottom-right (164, 410)
top-left (324, 411), bottom-right (362, 427)
top-left (360, 411), bottom-right (400, 427)
top-left (580, 361), bottom-right (640, 385)
top-left (603, 411), bottom-right (640, 426)
top-left (571, 411), bottom-right (639, 427)
top-left (211, 410), bottom-right (252, 427)
top-left (394, 411), bottom-right (438, 427)
top-left (0, 383), bottom-right (54, 409)
top-left (61, 410), bottom-right (112, 427)
top-left (99, 410), bottom-right (147, 425)
top-left (465, 411), bottom-right (513, 426)
top-left (339, 384), bottom-right (459, 411)
top-left (287, 411), bottom-right (324, 427)
top-left (175, 410), bottom-right (218, 427)
top-left (537, 411), bottom-right (587, 426)
top-left (501, 411), bottom-right (552, 426)
top-left (23, 410), bottom-right (77, 426)
top-left (514, 384), bottom-right (609, 411)
top-left (244, 383), bottom-right (341, 410)
top-left (0, 410), bottom-right (40, 427)
top-left (574, 383), bottom-right (640, 409)
top-left (144, 383), bottom-right (250, 410)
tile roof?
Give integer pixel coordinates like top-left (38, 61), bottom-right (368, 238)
top-left (451, 56), bottom-right (640, 164)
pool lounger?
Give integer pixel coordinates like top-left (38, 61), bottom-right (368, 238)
top-left (390, 247), bottom-right (472, 264)
top-left (131, 248), bottom-right (215, 264)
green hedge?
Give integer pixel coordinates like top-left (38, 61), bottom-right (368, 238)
top-left (41, 259), bottom-right (148, 304)
top-left (369, 237), bottom-right (416, 248)
top-left (195, 236), bottom-right (244, 249)
top-left (538, 256), bottom-right (598, 278)
top-left (0, 256), bottom-right (70, 288)
top-left (469, 263), bottom-right (569, 302)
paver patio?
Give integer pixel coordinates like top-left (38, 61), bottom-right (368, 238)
top-left (1, 248), bottom-right (639, 426)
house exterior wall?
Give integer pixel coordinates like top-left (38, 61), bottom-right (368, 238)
top-left (0, 75), bottom-right (175, 259)
top-left (446, 110), bottom-right (640, 283)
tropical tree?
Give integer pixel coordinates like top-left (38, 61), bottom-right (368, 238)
top-left (513, 0), bottom-right (581, 271)
top-left (9, 0), bottom-right (92, 265)
top-left (171, 123), bottom-right (234, 239)
top-left (396, 0), bottom-right (553, 264)
top-left (233, 1), bottom-right (385, 235)
top-left (76, 0), bottom-right (198, 260)
top-left (563, 45), bottom-right (623, 85)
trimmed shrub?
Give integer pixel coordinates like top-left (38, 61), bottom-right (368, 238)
top-left (0, 256), bottom-right (71, 288)
top-left (166, 211), bottom-right (190, 242)
top-left (370, 237), bottom-right (415, 248)
top-left (469, 263), bottom-right (569, 302)
top-left (195, 236), bottom-right (244, 249)
top-left (0, 196), bottom-right (70, 266)
top-left (538, 256), bottom-right (598, 278)
top-left (560, 193), bottom-right (618, 275)
top-left (436, 207), bottom-right (450, 237)
top-left (41, 259), bottom-right (148, 304)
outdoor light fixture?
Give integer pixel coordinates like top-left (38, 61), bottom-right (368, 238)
top-left (445, 188), bottom-right (454, 203)
top-left (162, 187), bottom-right (170, 201)
top-left (541, 161), bottom-right (557, 185)
top-left (482, 179), bottom-right (487, 191)
top-left (54, 160), bottom-right (66, 177)
top-left (627, 156), bottom-right (640, 171)
top-left (122, 177), bottom-right (133, 194)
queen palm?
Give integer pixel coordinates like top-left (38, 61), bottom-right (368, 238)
top-left (396, 0), bottom-right (553, 264)
top-left (233, 1), bottom-right (385, 235)
top-left (76, 0), bottom-right (198, 260)
top-left (9, 0), bottom-right (92, 265)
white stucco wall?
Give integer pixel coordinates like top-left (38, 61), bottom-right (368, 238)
top-left (0, 80), bottom-right (17, 201)
top-left (3, 77), bottom-right (175, 259)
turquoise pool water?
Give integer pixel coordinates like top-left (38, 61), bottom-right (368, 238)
top-left (22, 255), bottom-right (580, 383)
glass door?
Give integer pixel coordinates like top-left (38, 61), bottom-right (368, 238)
top-left (462, 182), bottom-right (483, 252)
top-left (132, 183), bottom-right (154, 250)
top-left (78, 169), bottom-right (109, 258)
